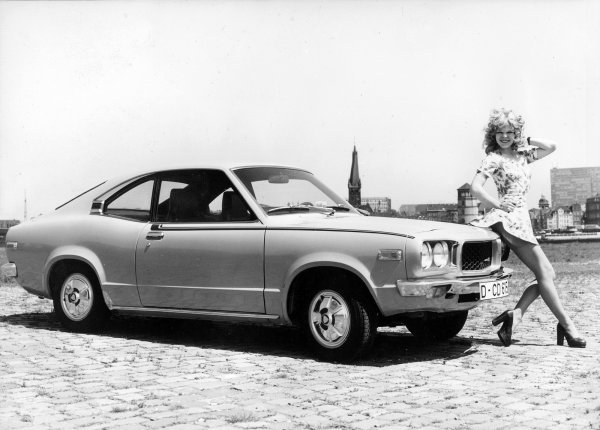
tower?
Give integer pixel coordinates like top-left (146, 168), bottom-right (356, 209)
top-left (348, 146), bottom-right (361, 208)
top-left (457, 183), bottom-right (479, 224)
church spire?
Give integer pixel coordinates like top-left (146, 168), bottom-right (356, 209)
top-left (348, 146), bottom-right (361, 207)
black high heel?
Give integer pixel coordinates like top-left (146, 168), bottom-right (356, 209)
top-left (496, 311), bottom-right (513, 347)
top-left (492, 310), bottom-right (510, 326)
top-left (557, 324), bottom-right (586, 348)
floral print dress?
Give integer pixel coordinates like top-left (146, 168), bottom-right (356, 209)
top-left (470, 148), bottom-right (538, 244)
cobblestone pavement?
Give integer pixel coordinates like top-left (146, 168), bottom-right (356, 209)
top-left (1, 249), bottom-right (599, 429)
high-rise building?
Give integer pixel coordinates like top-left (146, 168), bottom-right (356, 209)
top-left (348, 146), bottom-right (361, 208)
top-left (550, 166), bottom-right (600, 207)
top-left (585, 194), bottom-right (600, 226)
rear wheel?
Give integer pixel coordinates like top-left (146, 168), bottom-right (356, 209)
top-left (52, 266), bottom-right (109, 332)
top-left (405, 311), bottom-right (468, 342)
top-left (302, 283), bottom-right (377, 362)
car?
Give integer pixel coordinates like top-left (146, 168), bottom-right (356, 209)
top-left (2, 165), bottom-right (511, 362)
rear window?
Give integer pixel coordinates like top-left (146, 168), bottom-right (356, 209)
top-left (55, 181), bottom-right (107, 210)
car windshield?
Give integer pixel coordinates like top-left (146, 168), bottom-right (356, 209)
top-left (233, 167), bottom-right (354, 215)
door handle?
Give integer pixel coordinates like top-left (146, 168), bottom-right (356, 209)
top-left (146, 232), bottom-right (164, 240)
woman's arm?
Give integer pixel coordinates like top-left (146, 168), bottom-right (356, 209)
top-left (528, 137), bottom-right (557, 161)
top-left (471, 172), bottom-right (510, 211)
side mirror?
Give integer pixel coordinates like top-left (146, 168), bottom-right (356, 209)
top-left (90, 201), bottom-right (105, 215)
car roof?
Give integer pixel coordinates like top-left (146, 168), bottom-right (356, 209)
top-left (117, 163), bottom-right (309, 178)
top-left (55, 164), bottom-right (313, 213)
top-left (94, 164), bottom-right (311, 197)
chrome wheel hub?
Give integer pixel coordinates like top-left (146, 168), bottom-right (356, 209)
top-left (60, 274), bottom-right (93, 321)
top-left (309, 290), bottom-right (350, 349)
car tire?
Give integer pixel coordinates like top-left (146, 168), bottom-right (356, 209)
top-left (405, 310), bottom-right (468, 342)
top-left (52, 266), bottom-right (109, 332)
top-left (302, 283), bottom-right (377, 363)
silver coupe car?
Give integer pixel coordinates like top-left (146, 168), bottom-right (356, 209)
top-left (2, 165), bottom-right (511, 362)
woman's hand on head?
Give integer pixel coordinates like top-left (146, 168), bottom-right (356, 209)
top-left (515, 137), bottom-right (532, 152)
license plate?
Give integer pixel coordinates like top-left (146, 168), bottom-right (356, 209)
top-left (479, 279), bottom-right (509, 301)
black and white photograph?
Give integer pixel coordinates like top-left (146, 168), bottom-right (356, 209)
top-left (1, 1), bottom-right (599, 428)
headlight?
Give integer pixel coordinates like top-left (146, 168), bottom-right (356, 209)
top-left (421, 242), bottom-right (433, 269)
top-left (433, 241), bottom-right (449, 267)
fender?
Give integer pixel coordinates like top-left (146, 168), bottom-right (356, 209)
top-left (271, 251), bottom-right (376, 322)
top-left (43, 246), bottom-right (106, 299)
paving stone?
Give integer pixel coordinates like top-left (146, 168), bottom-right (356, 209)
top-left (1, 253), bottom-right (599, 429)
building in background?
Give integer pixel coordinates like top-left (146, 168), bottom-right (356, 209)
top-left (550, 166), bottom-right (600, 207)
top-left (348, 146), bottom-right (361, 208)
top-left (361, 197), bottom-right (392, 214)
top-left (570, 203), bottom-right (584, 227)
top-left (584, 194), bottom-right (600, 226)
top-left (397, 183), bottom-right (477, 224)
top-left (529, 195), bottom-right (551, 231)
top-left (529, 196), bottom-right (590, 231)
top-left (398, 203), bottom-right (457, 222)
top-left (546, 207), bottom-right (574, 231)
top-left (457, 183), bottom-right (479, 224)
top-left (425, 204), bottom-right (458, 223)
top-left (0, 219), bottom-right (20, 245)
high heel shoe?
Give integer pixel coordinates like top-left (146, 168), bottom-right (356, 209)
top-left (557, 324), bottom-right (586, 348)
top-left (497, 312), bottom-right (513, 347)
top-left (492, 310), bottom-right (510, 326)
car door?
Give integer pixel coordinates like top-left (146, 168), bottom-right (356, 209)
top-left (135, 169), bottom-right (266, 313)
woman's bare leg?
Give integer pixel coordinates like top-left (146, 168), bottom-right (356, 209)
top-left (510, 242), bottom-right (581, 338)
top-left (491, 223), bottom-right (580, 337)
top-left (492, 224), bottom-right (540, 328)
top-left (511, 281), bottom-right (540, 328)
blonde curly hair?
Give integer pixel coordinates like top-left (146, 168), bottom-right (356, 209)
top-left (483, 108), bottom-right (526, 154)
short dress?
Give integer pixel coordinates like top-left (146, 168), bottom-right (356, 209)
top-left (470, 148), bottom-right (538, 245)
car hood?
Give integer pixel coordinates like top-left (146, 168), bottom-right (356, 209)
top-left (265, 213), bottom-right (497, 239)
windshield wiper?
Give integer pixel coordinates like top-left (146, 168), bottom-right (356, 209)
top-left (326, 205), bottom-right (352, 212)
top-left (267, 206), bottom-right (311, 215)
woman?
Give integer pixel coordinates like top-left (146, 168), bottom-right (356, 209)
top-left (470, 108), bottom-right (586, 348)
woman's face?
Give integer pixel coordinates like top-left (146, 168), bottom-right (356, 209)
top-left (495, 124), bottom-right (516, 150)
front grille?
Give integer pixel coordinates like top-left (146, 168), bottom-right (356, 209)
top-left (461, 241), bottom-right (492, 271)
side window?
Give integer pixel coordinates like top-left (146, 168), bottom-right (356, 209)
top-left (156, 170), bottom-right (255, 223)
top-left (104, 179), bottom-right (154, 222)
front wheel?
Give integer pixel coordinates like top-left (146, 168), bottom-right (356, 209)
top-left (52, 267), bottom-right (109, 332)
top-left (302, 285), bottom-right (377, 362)
top-left (405, 311), bottom-right (468, 342)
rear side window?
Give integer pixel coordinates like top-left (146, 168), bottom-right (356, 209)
top-left (104, 179), bottom-right (154, 222)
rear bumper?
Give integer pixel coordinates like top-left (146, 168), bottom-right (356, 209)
top-left (1, 262), bottom-right (17, 278)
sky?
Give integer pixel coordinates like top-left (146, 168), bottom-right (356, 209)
top-left (1, 0), bottom-right (599, 220)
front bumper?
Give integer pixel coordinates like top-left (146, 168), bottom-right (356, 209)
top-left (373, 267), bottom-right (513, 316)
top-left (397, 267), bottom-right (513, 298)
